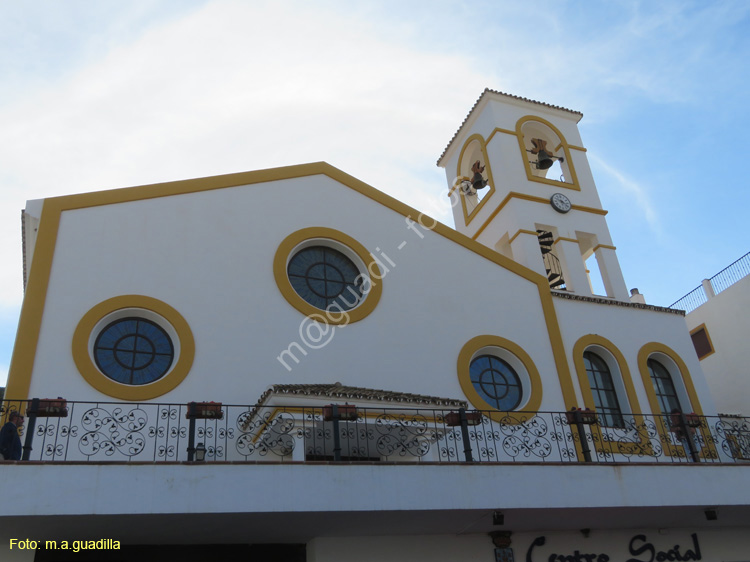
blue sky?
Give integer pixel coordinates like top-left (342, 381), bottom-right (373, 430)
top-left (1, 0), bottom-right (749, 386)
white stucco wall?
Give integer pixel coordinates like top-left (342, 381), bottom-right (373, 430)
top-left (685, 275), bottom-right (750, 416)
top-left (24, 173), bottom-right (564, 413)
top-left (553, 296), bottom-right (716, 416)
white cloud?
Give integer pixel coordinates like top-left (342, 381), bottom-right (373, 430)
top-left (588, 153), bottom-right (661, 235)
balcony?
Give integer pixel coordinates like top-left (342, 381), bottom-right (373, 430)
top-left (3, 399), bottom-right (748, 465)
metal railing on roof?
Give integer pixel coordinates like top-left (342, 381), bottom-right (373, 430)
top-left (1, 399), bottom-right (748, 465)
top-left (669, 251), bottom-right (750, 313)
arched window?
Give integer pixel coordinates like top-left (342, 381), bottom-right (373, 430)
top-left (647, 358), bottom-right (682, 414)
top-left (583, 351), bottom-right (624, 427)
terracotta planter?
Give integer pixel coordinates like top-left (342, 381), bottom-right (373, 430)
top-left (670, 412), bottom-right (701, 431)
top-left (30, 398), bottom-right (68, 418)
top-left (322, 404), bottom-right (358, 421)
top-left (566, 409), bottom-right (597, 425)
top-left (444, 411), bottom-right (482, 427)
top-left (186, 401), bottom-right (224, 420)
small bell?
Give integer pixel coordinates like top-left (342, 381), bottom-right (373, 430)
top-left (535, 149), bottom-right (554, 170)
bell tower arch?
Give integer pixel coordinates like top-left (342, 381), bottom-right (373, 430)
top-left (438, 89), bottom-right (629, 301)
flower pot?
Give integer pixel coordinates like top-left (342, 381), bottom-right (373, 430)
top-left (566, 409), bottom-right (597, 425)
top-left (444, 411), bottom-right (482, 427)
top-left (30, 398), bottom-right (68, 418)
top-left (322, 404), bottom-right (358, 421)
top-left (186, 402), bottom-right (224, 420)
top-left (685, 413), bottom-right (702, 428)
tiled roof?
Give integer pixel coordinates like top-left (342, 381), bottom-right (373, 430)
top-left (437, 88), bottom-right (583, 165)
top-left (255, 383), bottom-right (468, 408)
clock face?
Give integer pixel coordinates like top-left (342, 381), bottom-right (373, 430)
top-left (550, 193), bottom-right (571, 213)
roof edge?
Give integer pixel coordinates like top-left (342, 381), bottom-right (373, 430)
top-left (437, 89), bottom-right (583, 167)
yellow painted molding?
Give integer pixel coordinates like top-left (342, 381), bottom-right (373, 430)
top-left (455, 134), bottom-right (497, 225)
top-left (515, 115), bottom-right (581, 191)
top-left (509, 229), bottom-right (539, 245)
top-left (272, 227), bottom-right (383, 325)
top-left (485, 127), bottom-right (517, 145)
top-left (569, 145), bottom-right (587, 152)
top-left (471, 191), bottom-right (608, 241)
top-left (457, 335), bottom-right (543, 424)
top-left (593, 244), bottom-right (617, 252)
top-left (71, 295), bottom-right (195, 400)
top-left (6, 161), bottom-right (574, 411)
top-left (448, 175), bottom-right (471, 197)
top-left (569, 334), bottom-right (653, 461)
top-left (637, 342), bottom-right (702, 414)
top-left (637, 342), bottom-right (715, 459)
top-left (572, 335), bottom-right (647, 444)
top-left (554, 237), bottom-right (580, 246)
top-left (689, 323), bottom-right (715, 360)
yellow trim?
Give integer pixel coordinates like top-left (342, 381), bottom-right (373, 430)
top-left (572, 335), bottom-right (650, 456)
top-left (471, 192), bottom-right (607, 241)
top-left (689, 323), bottom-right (715, 360)
top-left (515, 115), bottom-right (581, 191)
top-left (554, 237), bottom-right (579, 246)
top-left (637, 342), bottom-right (716, 459)
top-left (569, 145), bottom-right (586, 152)
top-left (485, 127), bottom-right (517, 145)
top-left (448, 175), bottom-right (471, 197)
top-left (457, 335), bottom-right (543, 425)
top-left (71, 295), bottom-right (195, 400)
top-left (273, 227), bottom-right (383, 324)
top-left (509, 229), bottom-right (539, 245)
top-left (593, 244), bottom-right (617, 252)
top-left (6, 162), bottom-right (575, 415)
top-left (455, 134), bottom-right (497, 225)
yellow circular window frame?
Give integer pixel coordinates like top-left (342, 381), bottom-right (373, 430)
top-left (273, 227), bottom-right (383, 325)
top-left (457, 335), bottom-right (543, 424)
top-left (72, 295), bottom-right (195, 400)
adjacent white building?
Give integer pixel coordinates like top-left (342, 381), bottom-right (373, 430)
top-left (671, 253), bottom-right (750, 417)
top-left (1, 90), bottom-right (748, 562)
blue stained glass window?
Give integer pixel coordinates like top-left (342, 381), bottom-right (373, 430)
top-left (469, 355), bottom-right (522, 411)
top-left (94, 317), bottom-right (174, 385)
top-left (287, 246), bottom-right (363, 311)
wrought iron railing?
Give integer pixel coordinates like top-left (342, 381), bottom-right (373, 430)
top-left (669, 251), bottom-right (750, 312)
top-left (1, 400), bottom-right (748, 465)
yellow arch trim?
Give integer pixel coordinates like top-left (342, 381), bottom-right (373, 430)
top-left (457, 335), bottom-right (543, 424)
top-left (6, 162), bottom-right (575, 412)
top-left (515, 115), bottom-right (581, 191)
top-left (273, 227), bottom-right (383, 324)
top-left (71, 295), bottom-right (195, 400)
top-left (573, 335), bottom-right (642, 411)
top-left (637, 342), bottom-right (715, 459)
top-left (455, 134), bottom-right (497, 225)
top-left (637, 342), bottom-right (702, 416)
top-left (573, 335), bottom-right (651, 456)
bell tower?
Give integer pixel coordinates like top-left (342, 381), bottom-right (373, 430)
top-left (437, 89), bottom-right (629, 301)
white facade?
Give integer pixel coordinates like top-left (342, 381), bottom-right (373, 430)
top-left (1, 91), bottom-right (748, 561)
top-left (682, 261), bottom-right (750, 417)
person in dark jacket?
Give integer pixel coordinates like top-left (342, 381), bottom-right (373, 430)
top-left (0, 411), bottom-right (24, 460)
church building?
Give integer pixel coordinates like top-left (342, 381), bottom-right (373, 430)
top-left (1, 89), bottom-right (748, 561)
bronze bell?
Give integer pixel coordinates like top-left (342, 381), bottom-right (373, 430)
top-left (536, 149), bottom-right (554, 170)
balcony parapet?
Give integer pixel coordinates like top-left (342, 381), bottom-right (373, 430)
top-left (1, 400), bottom-right (748, 465)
